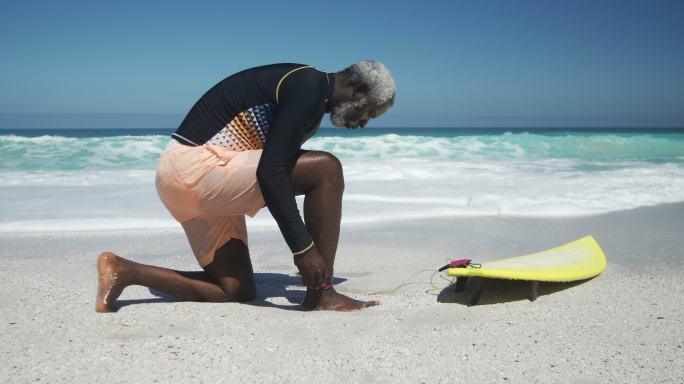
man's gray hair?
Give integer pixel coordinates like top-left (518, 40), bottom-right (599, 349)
top-left (340, 60), bottom-right (396, 106)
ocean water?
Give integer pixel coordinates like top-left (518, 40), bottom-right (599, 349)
top-left (2, 127), bottom-right (684, 232)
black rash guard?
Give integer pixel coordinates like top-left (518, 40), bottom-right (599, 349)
top-left (172, 63), bottom-right (335, 254)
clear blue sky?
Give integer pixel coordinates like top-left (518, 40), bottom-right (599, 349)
top-left (1, 0), bottom-right (683, 128)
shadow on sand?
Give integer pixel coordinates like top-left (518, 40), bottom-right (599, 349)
top-left (114, 272), bottom-right (347, 311)
top-left (436, 277), bottom-right (593, 306)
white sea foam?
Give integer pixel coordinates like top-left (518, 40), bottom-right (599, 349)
top-left (0, 218), bottom-right (181, 233)
top-left (0, 170), bottom-right (156, 186)
top-left (2, 131), bottom-right (684, 232)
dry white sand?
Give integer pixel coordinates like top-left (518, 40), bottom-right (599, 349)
top-left (1, 203), bottom-right (683, 383)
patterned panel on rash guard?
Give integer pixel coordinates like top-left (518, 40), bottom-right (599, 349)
top-left (207, 103), bottom-right (275, 150)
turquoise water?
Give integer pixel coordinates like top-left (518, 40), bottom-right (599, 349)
top-left (1, 127), bottom-right (684, 231)
top-left (2, 128), bottom-right (683, 171)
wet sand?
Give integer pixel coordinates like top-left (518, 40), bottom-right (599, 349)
top-left (1, 203), bottom-right (683, 383)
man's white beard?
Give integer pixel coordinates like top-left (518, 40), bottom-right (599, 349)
top-left (329, 99), bottom-right (368, 128)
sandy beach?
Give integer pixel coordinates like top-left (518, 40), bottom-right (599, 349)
top-left (1, 203), bottom-right (683, 383)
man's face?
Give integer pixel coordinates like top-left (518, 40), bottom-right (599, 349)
top-left (330, 98), bottom-right (393, 129)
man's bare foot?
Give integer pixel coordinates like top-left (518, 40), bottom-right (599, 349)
top-left (301, 288), bottom-right (380, 311)
top-left (96, 252), bottom-right (132, 313)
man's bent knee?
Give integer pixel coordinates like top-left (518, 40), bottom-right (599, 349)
top-left (235, 279), bottom-right (256, 303)
top-left (213, 280), bottom-right (256, 302)
top-left (293, 150), bottom-right (345, 195)
top-left (234, 283), bottom-right (256, 302)
top-left (312, 151), bottom-right (345, 192)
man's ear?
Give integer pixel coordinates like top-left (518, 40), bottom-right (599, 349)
top-left (352, 83), bottom-right (369, 100)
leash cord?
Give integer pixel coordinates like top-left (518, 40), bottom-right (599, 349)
top-left (339, 268), bottom-right (455, 296)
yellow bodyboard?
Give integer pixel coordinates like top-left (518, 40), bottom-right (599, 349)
top-left (447, 236), bottom-right (607, 282)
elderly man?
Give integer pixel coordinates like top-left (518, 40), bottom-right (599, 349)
top-left (96, 61), bottom-right (396, 312)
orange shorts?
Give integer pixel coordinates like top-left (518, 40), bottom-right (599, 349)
top-left (155, 140), bottom-right (265, 267)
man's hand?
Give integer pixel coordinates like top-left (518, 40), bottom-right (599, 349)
top-left (293, 246), bottom-right (329, 289)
